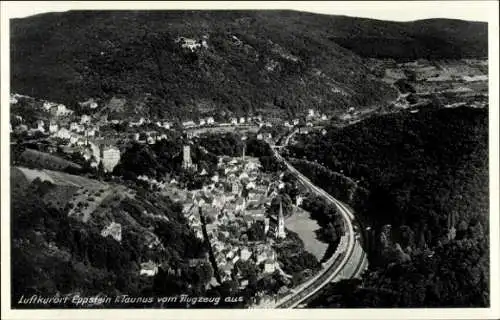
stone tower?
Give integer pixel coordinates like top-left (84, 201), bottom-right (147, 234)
top-left (182, 145), bottom-right (193, 169)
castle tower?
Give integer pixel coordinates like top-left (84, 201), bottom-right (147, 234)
top-left (182, 145), bottom-right (193, 169)
top-left (276, 200), bottom-right (286, 239)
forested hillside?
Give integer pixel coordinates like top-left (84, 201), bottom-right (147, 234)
top-left (12, 11), bottom-right (486, 121)
top-left (287, 106), bottom-right (489, 307)
top-left (10, 168), bottom-right (215, 308)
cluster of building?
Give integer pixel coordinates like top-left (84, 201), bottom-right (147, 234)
top-left (177, 145), bottom-right (291, 289)
top-left (10, 95), bottom-right (121, 173)
top-left (10, 89), bottom-right (335, 180)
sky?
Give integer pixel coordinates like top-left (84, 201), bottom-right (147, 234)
top-left (2, 1), bottom-right (496, 22)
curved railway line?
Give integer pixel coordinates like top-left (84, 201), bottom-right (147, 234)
top-left (270, 129), bottom-right (368, 308)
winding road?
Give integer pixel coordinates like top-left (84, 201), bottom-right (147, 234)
top-left (269, 129), bottom-right (368, 308)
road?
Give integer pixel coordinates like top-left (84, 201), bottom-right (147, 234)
top-left (269, 129), bottom-right (368, 308)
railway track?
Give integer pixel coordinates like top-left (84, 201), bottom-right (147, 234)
top-left (268, 130), bottom-right (367, 308)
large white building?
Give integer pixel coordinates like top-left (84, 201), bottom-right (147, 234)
top-left (102, 146), bottom-right (121, 173)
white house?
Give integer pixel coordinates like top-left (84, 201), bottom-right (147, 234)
top-left (199, 118), bottom-right (206, 126)
top-left (36, 120), bottom-right (45, 133)
top-left (207, 117), bottom-right (215, 125)
top-left (100, 222), bottom-right (122, 242)
top-left (56, 104), bottom-right (72, 116)
top-left (246, 181), bottom-right (256, 190)
top-left (43, 101), bottom-right (56, 111)
top-left (76, 124), bottom-right (85, 133)
top-left (263, 260), bottom-right (276, 274)
top-left (130, 117), bottom-right (146, 127)
top-left (79, 99), bottom-right (98, 109)
top-left (70, 135), bottom-right (78, 144)
top-left (239, 279), bottom-right (249, 289)
top-left (240, 248), bottom-right (252, 261)
top-left (80, 114), bottom-right (91, 124)
top-left (56, 128), bottom-right (71, 139)
top-left (86, 128), bottom-right (96, 137)
top-left (140, 261), bottom-right (159, 277)
top-left (231, 118), bottom-right (238, 125)
top-left (49, 122), bottom-right (58, 134)
top-left (239, 117), bottom-right (246, 124)
top-left (70, 122), bottom-right (79, 132)
top-left (296, 195), bottom-right (304, 207)
top-left (182, 120), bottom-right (196, 128)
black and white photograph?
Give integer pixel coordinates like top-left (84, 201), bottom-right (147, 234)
top-left (1, 1), bottom-right (498, 319)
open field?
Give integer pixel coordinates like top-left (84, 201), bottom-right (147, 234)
top-left (20, 148), bottom-right (82, 171)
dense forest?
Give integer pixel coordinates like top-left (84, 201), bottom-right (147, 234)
top-left (328, 17), bottom-right (487, 60)
top-left (11, 10), bottom-right (425, 119)
top-left (287, 106), bottom-right (489, 307)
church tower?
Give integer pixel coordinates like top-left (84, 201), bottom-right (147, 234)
top-left (447, 210), bottom-right (456, 241)
top-left (276, 200), bottom-right (286, 239)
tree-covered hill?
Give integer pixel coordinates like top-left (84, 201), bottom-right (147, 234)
top-left (289, 106), bottom-right (488, 242)
top-left (325, 17), bottom-right (487, 60)
top-left (287, 106), bottom-right (489, 307)
top-left (10, 11), bottom-right (486, 120)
